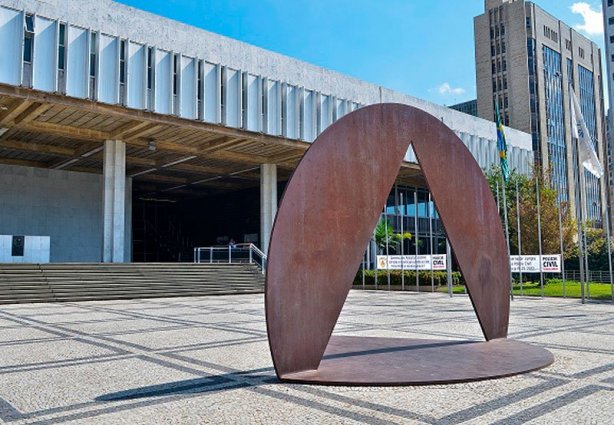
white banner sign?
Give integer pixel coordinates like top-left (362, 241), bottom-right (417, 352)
top-left (377, 254), bottom-right (447, 271)
top-left (510, 255), bottom-right (561, 273)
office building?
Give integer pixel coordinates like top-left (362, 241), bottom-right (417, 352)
top-left (450, 99), bottom-right (478, 117)
top-left (475, 0), bottom-right (607, 225)
top-left (0, 0), bottom-right (532, 263)
top-left (602, 0), bottom-right (614, 230)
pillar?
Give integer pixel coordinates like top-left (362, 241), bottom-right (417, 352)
top-left (124, 176), bottom-right (133, 262)
top-left (260, 163), bottom-right (277, 254)
top-left (102, 139), bottom-right (126, 262)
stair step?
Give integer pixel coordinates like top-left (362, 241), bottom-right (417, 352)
top-left (0, 263), bottom-right (264, 304)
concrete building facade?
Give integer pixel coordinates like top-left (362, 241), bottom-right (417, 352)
top-left (0, 0), bottom-right (533, 263)
top-left (602, 0), bottom-right (614, 230)
top-left (475, 0), bottom-right (608, 226)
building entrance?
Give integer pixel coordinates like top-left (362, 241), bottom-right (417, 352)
top-left (132, 183), bottom-right (284, 262)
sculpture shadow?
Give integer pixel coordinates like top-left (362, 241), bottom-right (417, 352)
top-left (322, 339), bottom-right (476, 361)
top-left (95, 370), bottom-right (277, 402)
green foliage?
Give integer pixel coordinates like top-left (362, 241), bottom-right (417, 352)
top-left (373, 218), bottom-right (412, 254)
top-left (513, 279), bottom-right (612, 300)
top-left (436, 285), bottom-right (467, 294)
top-left (354, 269), bottom-right (462, 286)
top-left (565, 226), bottom-right (614, 271)
top-left (442, 279), bottom-right (613, 300)
top-left (486, 166), bottom-right (576, 258)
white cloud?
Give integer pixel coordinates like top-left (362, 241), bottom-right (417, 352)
top-left (571, 2), bottom-right (603, 36)
top-left (436, 82), bottom-right (466, 96)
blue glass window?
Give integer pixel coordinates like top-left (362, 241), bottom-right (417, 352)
top-left (577, 65), bottom-right (602, 223)
top-left (527, 39), bottom-right (540, 154)
top-left (542, 45), bottom-right (568, 203)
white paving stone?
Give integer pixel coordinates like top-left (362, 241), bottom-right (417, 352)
top-left (0, 291), bottom-right (611, 424)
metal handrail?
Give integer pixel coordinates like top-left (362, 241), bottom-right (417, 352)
top-left (563, 269), bottom-right (613, 284)
top-left (193, 243), bottom-right (267, 273)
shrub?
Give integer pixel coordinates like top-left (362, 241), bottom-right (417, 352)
top-left (353, 269), bottom-right (462, 286)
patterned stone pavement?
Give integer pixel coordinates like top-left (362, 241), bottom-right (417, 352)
top-left (0, 291), bottom-right (612, 424)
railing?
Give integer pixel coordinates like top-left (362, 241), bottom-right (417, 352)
top-left (563, 269), bottom-right (614, 284)
top-left (193, 243), bottom-right (267, 273)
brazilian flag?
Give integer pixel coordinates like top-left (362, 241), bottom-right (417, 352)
top-left (495, 104), bottom-right (510, 182)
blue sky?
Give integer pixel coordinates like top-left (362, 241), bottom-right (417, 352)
top-left (115, 0), bottom-right (605, 106)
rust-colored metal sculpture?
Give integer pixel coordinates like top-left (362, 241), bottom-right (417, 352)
top-left (265, 103), bottom-right (553, 385)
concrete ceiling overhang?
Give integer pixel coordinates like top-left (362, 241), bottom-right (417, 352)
top-left (0, 84), bottom-right (425, 199)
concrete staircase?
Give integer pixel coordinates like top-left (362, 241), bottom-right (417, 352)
top-left (0, 263), bottom-right (264, 304)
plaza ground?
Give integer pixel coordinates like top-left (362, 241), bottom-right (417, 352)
top-left (0, 291), bottom-right (612, 424)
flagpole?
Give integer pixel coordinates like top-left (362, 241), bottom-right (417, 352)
top-left (569, 86), bottom-right (604, 304)
top-left (536, 172), bottom-right (544, 297)
top-left (374, 225), bottom-right (378, 290)
top-left (583, 185), bottom-right (591, 300)
top-left (362, 246), bottom-right (366, 290)
top-left (446, 238), bottom-right (452, 297)
top-left (603, 198), bottom-right (613, 301)
top-left (414, 189), bottom-right (419, 292)
top-left (516, 179), bottom-right (523, 296)
top-left (400, 192), bottom-right (405, 291)
top-left (384, 205), bottom-right (390, 291)
top-left (558, 198), bottom-right (566, 298)
top-left (580, 169), bottom-right (589, 301)
top-left (429, 192), bottom-right (435, 292)
top-left (496, 180), bottom-right (500, 215)
top-left (500, 170), bottom-right (513, 300)
top-left (495, 105), bottom-right (513, 299)
top-left (576, 142), bottom-right (586, 304)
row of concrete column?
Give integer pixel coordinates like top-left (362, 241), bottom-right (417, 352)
top-left (101, 139), bottom-right (278, 262)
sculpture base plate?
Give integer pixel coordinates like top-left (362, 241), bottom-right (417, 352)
top-left (280, 336), bottom-right (553, 386)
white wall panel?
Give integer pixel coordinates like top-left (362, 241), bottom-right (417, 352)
top-left (467, 135), bottom-right (473, 149)
top-left (0, 8), bottom-right (23, 85)
top-left (97, 34), bottom-right (119, 104)
top-left (483, 140), bottom-right (494, 169)
top-left (203, 62), bottom-right (220, 123)
top-left (267, 80), bottom-right (280, 135)
top-left (461, 132), bottom-right (471, 148)
top-left (154, 49), bottom-right (172, 114)
top-left (319, 94), bottom-right (332, 133)
top-left (335, 99), bottom-right (348, 121)
top-left (127, 41), bottom-right (145, 109)
top-left (303, 89), bottom-right (316, 142)
top-left (0, 235), bottom-right (50, 263)
top-left (285, 84), bottom-right (298, 139)
top-left (32, 17), bottom-right (57, 92)
top-left (489, 140), bottom-right (497, 168)
top-left (472, 137), bottom-right (481, 167)
top-left (479, 138), bottom-right (487, 168)
top-left (65, 25), bottom-right (88, 98)
top-left (224, 67), bottom-right (241, 127)
top-left (524, 151), bottom-right (532, 175)
top-left (180, 56), bottom-right (197, 119)
top-left (475, 138), bottom-right (481, 166)
top-left (517, 150), bottom-right (523, 174)
top-left (245, 74), bottom-right (261, 132)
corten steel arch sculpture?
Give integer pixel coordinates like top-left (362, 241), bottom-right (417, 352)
top-left (266, 103), bottom-right (553, 385)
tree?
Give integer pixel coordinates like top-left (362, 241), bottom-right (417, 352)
top-left (374, 218), bottom-right (412, 254)
top-left (566, 226), bottom-right (614, 271)
top-left (487, 166), bottom-right (576, 257)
